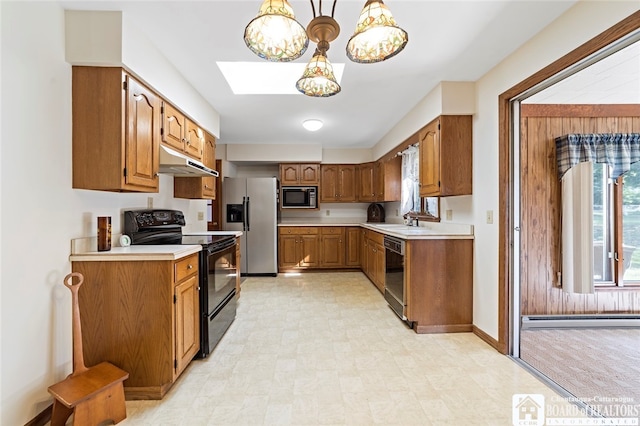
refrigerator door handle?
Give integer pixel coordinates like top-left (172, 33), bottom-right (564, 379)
top-left (246, 197), bottom-right (250, 231)
top-left (242, 196), bottom-right (247, 231)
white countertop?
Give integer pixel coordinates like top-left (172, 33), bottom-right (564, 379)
top-left (69, 232), bottom-right (242, 261)
top-left (183, 231), bottom-right (243, 237)
top-left (279, 219), bottom-right (474, 240)
top-left (69, 244), bottom-right (202, 262)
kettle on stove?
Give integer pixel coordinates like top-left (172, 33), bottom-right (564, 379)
top-left (367, 203), bottom-right (385, 223)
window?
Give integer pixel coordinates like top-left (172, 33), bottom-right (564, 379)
top-left (593, 161), bottom-right (640, 286)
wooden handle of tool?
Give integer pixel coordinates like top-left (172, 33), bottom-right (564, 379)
top-left (64, 272), bottom-right (89, 377)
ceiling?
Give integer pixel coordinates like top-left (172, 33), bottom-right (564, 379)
top-left (59, 0), bottom-right (581, 148)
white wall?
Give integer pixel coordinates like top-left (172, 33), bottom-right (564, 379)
top-left (372, 1), bottom-right (639, 340)
top-left (0, 3), bottom-right (209, 424)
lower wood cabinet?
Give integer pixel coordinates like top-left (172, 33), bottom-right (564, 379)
top-left (279, 226), bottom-right (361, 270)
top-left (71, 253), bottom-right (200, 400)
top-left (278, 227), bottom-right (320, 269)
top-left (361, 229), bottom-right (385, 293)
top-left (406, 239), bottom-right (473, 333)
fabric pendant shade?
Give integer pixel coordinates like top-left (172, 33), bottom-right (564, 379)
top-left (346, 0), bottom-right (408, 63)
top-left (244, 0), bottom-right (309, 61)
top-left (296, 51), bottom-right (341, 97)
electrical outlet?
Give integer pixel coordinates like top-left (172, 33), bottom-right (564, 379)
top-left (395, 209), bottom-right (399, 216)
top-left (325, 209), bottom-right (330, 216)
top-left (147, 197), bottom-right (153, 209)
top-left (445, 209), bottom-right (453, 221)
top-left (197, 211), bottom-right (204, 221)
top-left (486, 210), bottom-right (494, 224)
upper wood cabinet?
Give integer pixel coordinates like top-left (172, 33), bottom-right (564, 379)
top-left (161, 102), bottom-right (203, 161)
top-left (72, 67), bottom-right (160, 192)
top-left (320, 164), bottom-right (357, 202)
top-left (419, 115), bottom-right (472, 197)
top-left (174, 131), bottom-right (216, 200)
top-left (374, 157), bottom-right (401, 202)
top-left (279, 163), bottom-right (321, 186)
top-left (357, 162), bottom-right (376, 202)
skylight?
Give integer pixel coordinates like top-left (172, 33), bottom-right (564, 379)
top-left (217, 61), bottom-right (345, 95)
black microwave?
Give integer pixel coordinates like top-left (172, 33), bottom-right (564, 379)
top-left (281, 186), bottom-right (317, 209)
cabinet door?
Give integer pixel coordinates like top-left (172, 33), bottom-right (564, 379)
top-left (320, 165), bottom-right (338, 202)
top-left (320, 228), bottom-right (345, 267)
top-left (374, 242), bottom-right (386, 292)
top-left (345, 227), bottom-right (361, 267)
top-left (185, 118), bottom-right (204, 160)
top-left (125, 76), bottom-right (160, 190)
top-left (278, 233), bottom-right (299, 269)
top-left (338, 165), bottom-right (357, 202)
top-left (357, 163), bottom-right (375, 202)
top-left (175, 274), bottom-right (200, 377)
top-left (162, 102), bottom-right (185, 152)
top-left (299, 234), bottom-right (320, 267)
top-left (280, 164), bottom-right (300, 185)
top-left (203, 131), bottom-right (216, 170)
top-left (419, 120), bottom-right (441, 196)
top-left (299, 164), bottom-right (320, 185)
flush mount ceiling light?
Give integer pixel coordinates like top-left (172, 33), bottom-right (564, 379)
top-left (244, 0), bottom-right (408, 97)
top-left (302, 119), bottom-right (324, 131)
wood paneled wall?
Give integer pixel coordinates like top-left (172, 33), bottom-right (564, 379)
top-left (520, 104), bottom-right (640, 315)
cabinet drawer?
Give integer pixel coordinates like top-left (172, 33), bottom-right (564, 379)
top-left (321, 227), bottom-right (344, 236)
top-left (279, 227), bottom-right (318, 235)
top-left (367, 230), bottom-right (384, 245)
top-left (175, 254), bottom-right (198, 283)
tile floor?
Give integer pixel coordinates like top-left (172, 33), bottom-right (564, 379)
top-left (121, 272), bottom-right (574, 425)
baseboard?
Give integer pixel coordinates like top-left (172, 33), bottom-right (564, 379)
top-left (473, 325), bottom-right (506, 354)
top-left (24, 404), bottom-right (52, 426)
top-left (522, 314), bottom-right (640, 329)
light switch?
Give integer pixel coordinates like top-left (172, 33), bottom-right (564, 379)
top-left (197, 211), bottom-right (204, 221)
top-left (486, 210), bottom-right (494, 224)
top-left (445, 209), bottom-right (453, 221)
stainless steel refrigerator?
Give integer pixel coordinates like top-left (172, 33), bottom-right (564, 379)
top-left (222, 177), bottom-right (278, 276)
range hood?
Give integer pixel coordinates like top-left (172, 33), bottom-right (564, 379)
top-left (158, 145), bottom-right (219, 177)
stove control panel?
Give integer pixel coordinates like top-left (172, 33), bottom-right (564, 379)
top-left (123, 209), bottom-right (185, 233)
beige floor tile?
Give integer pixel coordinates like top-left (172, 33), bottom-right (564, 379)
top-left (122, 272), bottom-right (581, 425)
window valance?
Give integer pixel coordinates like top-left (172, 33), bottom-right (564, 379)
top-left (555, 133), bottom-right (640, 180)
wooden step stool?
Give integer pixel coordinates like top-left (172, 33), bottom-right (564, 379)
top-left (48, 362), bottom-right (129, 425)
top-left (47, 273), bottom-right (129, 425)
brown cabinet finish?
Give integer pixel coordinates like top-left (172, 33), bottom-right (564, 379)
top-left (360, 229), bottom-right (385, 292)
top-left (345, 227), bottom-right (361, 267)
top-left (71, 253), bottom-right (200, 400)
top-left (173, 131), bottom-right (216, 200)
top-left (161, 102), bottom-right (186, 152)
top-left (279, 163), bottom-right (320, 185)
top-left (357, 162), bottom-right (376, 202)
top-left (375, 157), bottom-right (402, 202)
top-left (419, 115), bottom-right (472, 197)
top-left (320, 227), bottom-right (345, 267)
top-left (320, 164), bottom-right (357, 202)
top-left (72, 67), bottom-right (160, 192)
top-left (184, 118), bottom-right (204, 160)
top-left (278, 227), bottom-right (320, 269)
top-left (405, 239), bottom-right (473, 333)
top-left (161, 102), bottom-right (203, 162)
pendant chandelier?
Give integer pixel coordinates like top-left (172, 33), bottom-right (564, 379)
top-left (243, 0), bottom-right (408, 97)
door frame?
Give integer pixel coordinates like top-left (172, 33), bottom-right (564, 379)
top-left (497, 11), bottom-right (640, 354)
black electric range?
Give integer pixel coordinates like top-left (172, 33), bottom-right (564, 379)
top-left (123, 209), bottom-right (238, 358)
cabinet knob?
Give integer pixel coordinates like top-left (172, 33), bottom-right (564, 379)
top-left (187, 264), bottom-right (193, 269)
top-left (204, 185), bottom-right (210, 189)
